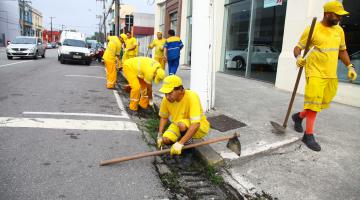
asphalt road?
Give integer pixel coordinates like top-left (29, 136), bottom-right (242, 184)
top-left (0, 48), bottom-right (169, 200)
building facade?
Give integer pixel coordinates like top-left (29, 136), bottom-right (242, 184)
top-left (31, 8), bottom-right (43, 38)
top-left (155, 0), bottom-right (360, 108)
top-left (42, 30), bottom-right (61, 43)
top-left (0, 0), bottom-right (20, 46)
top-left (19, 1), bottom-right (33, 36)
top-left (107, 3), bottom-right (155, 56)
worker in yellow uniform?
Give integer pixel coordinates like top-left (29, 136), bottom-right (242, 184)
top-left (157, 75), bottom-right (210, 156)
top-left (123, 57), bottom-right (166, 111)
top-left (102, 36), bottom-right (121, 89)
top-left (148, 31), bottom-right (166, 69)
top-left (117, 33), bottom-right (127, 70)
top-left (122, 31), bottom-right (138, 63)
top-left (292, 1), bottom-right (357, 151)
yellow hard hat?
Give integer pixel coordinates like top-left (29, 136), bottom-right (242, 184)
top-left (159, 75), bottom-right (183, 93)
top-left (154, 67), bottom-right (165, 84)
top-left (157, 31), bottom-right (163, 34)
top-left (323, 1), bottom-right (349, 15)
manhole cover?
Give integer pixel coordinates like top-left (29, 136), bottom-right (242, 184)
top-left (207, 114), bottom-right (246, 132)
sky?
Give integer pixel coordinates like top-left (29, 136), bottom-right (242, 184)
top-left (31, 0), bottom-right (155, 37)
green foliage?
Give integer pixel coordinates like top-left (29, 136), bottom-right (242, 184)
top-left (203, 165), bottom-right (224, 185)
top-left (145, 118), bottom-right (160, 140)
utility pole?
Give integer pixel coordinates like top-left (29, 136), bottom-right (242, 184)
top-left (96, 15), bottom-right (102, 42)
top-left (50, 17), bottom-right (55, 43)
top-left (115, 0), bottom-right (120, 36)
top-left (103, 0), bottom-right (107, 39)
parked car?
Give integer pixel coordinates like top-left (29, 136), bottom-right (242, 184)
top-left (86, 40), bottom-right (104, 62)
top-left (58, 38), bottom-right (92, 65)
top-left (46, 43), bottom-right (53, 49)
top-left (6, 36), bottom-right (46, 60)
top-left (225, 45), bottom-right (280, 71)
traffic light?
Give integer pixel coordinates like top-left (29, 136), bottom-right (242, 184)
top-left (125, 15), bottom-right (134, 26)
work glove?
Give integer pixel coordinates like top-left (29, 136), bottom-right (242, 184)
top-left (170, 142), bottom-right (184, 155)
top-left (347, 64), bottom-right (357, 82)
top-left (296, 55), bottom-right (306, 68)
top-left (157, 134), bottom-right (163, 149)
top-left (149, 99), bottom-right (154, 106)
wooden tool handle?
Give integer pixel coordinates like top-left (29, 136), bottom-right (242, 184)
top-left (100, 132), bottom-right (240, 166)
top-left (282, 17), bottom-right (317, 128)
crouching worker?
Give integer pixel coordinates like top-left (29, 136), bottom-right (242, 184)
top-left (123, 57), bottom-right (166, 111)
top-left (157, 75), bottom-right (210, 156)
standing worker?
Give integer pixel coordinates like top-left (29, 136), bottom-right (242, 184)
top-left (123, 57), bottom-right (166, 111)
top-left (157, 75), bottom-right (210, 156)
top-left (148, 31), bottom-right (166, 70)
top-left (292, 1), bottom-right (357, 151)
top-left (122, 31), bottom-right (138, 63)
top-left (164, 30), bottom-right (183, 75)
top-left (102, 36), bottom-right (122, 89)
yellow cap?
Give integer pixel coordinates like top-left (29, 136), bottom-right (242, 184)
top-left (159, 75), bottom-right (183, 93)
top-left (157, 31), bottom-right (162, 34)
top-left (323, 1), bottom-right (349, 15)
top-left (154, 67), bottom-right (165, 84)
top-left (120, 33), bottom-right (127, 40)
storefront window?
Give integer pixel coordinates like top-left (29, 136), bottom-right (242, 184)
top-left (223, 0), bottom-right (287, 83)
top-left (170, 12), bottom-right (178, 31)
top-left (337, 0), bottom-right (360, 85)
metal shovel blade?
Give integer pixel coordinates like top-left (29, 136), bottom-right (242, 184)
top-left (270, 121), bottom-right (286, 134)
top-left (226, 133), bottom-right (241, 156)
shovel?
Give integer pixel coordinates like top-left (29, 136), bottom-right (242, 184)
top-left (270, 17), bottom-right (317, 134)
top-left (100, 132), bottom-right (241, 166)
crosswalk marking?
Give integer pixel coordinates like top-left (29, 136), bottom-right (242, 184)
top-left (0, 117), bottom-right (138, 131)
top-left (23, 111), bottom-right (128, 119)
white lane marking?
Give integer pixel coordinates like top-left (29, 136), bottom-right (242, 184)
top-left (65, 75), bottom-right (105, 79)
top-left (23, 111), bottom-right (128, 119)
top-left (0, 117), bottom-right (138, 131)
top-left (113, 90), bottom-right (129, 118)
top-left (0, 60), bottom-right (33, 69)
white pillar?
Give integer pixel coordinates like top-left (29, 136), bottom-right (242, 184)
top-left (190, 0), bottom-right (215, 111)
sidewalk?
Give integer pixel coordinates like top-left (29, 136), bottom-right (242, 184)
top-left (152, 66), bottom-right (360, 200)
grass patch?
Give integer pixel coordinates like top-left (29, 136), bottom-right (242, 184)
top-left (145, 118), bottom-right (160, 140)
top-left (202, 165), bottom-right (224, 185)
top-left (160, 173), bottom-right (182, 192)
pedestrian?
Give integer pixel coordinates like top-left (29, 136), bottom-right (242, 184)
top-left (122, 31), bottom-right (138, 63)
top-left (157, 75), bottom-right (210, 157)
top-left (117, 33), bottom-right (127, 70)
top-left (148, 31), bottom-right (166, 70)
top-left (292, 0), bottom-right (357, 151)
top-left (164, 30), bottom-right (183, 75)
top-left (102, 35), bottom-right (122, 89)
top-left (123, 57), bottom-right (166, 111)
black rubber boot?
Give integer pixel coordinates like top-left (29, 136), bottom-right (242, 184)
top-left (302, 133), bottom-right (321, 152)
top-left (292, 112), bottom-right (304, 133)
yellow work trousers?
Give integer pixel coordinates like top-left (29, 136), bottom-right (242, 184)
top-left (104, 60), bottom-right (117, 89)
top-left (163, 119), bottom-right (209, 143)
top-left (155, 56), bottom-right (165, 70)
top-left (304, 77), bottom-right (338, 112)
top-left (123, 68), bottom-right (150, 111)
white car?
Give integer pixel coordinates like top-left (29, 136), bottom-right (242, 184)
top-left (6, 36), bottom-right (46, 59)
top-left (225, 45), bottom-right (280, 71)
top-left (58, 39), bottom-right (92, 65)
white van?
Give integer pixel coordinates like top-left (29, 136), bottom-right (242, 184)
top-left (57, 30), bottom-right (91, 65)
